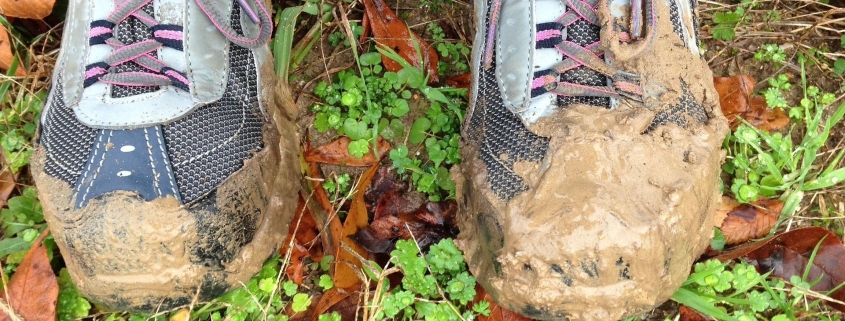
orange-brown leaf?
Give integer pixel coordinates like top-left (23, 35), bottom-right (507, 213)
top-left (305, 137), bottom-right (343, 259)
top-left (0, 230), bottom-right (58, 321)
top-left (308, 286), bottom-right (359, 321)
top-left (713, 76), bottom-right (788, 131)
top-left (362, 0), bottom-right (439, 84)
top-left (0, 0), bottom-right (56, 19)
top-left (472, 285), bottom-right (532, 321)
top-left (0, 170), bottom-right (17, 208)
top-left (304, 136), bottom-right (389, 167)
top-left (717, 227), bottom-right (845, 312)
top-left (334, 164), bottom-right (379, 289)
top-left (0, 25), bottom-right (25, 77)
top-left (720, 198), bottom-right (783, 245)
top-left (280, 196), bottom-right (323, 285)
top-left (445, 73), bottom-right (471, 89)
top-left (679, 305), bottom-right (709, 321)
top-left (714, 195), bottom-right (740, 228)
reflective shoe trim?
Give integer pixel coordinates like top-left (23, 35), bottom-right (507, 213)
top-left (495, 0), bottom-right (534, 118)
top-left (522, 0), bottom-right (564, 124)
top-left (74, 126), bottom-right (180, 208)
top-left (673, 0), bottom-right (701, 56)
top-left (57, 0), bottom-right (228, 128)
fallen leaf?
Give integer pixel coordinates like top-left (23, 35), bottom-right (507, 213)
top-left (713, 76), bottom-right (789, 131)
top-left (0, 0), bottom-right (56, 19)
top-left (679, 305), bottom-right (709, 321)
top-left (720, 198), bottom-right (783, 245)
top-left (713, 195), bottom-right (739, 228)
top-left (365, 167), bottom-right (408, 206)
top-left (0, 229), bottom-right (58, 321)
top-left (308, 286), bottom-right (360, 321)
top-left (0, 170), bottom-right (17, 208)
top-left (445, 73), bottom-right (471, 89)
top-left (362, 0), bottom-right (439, 84)
top-left (471, 284), bottom-right (532, 321)
top-left (0, 25), bottom-right (25, 77)
top-left (305, 136), bottom-right (390, 167)
top-left (280, 195), bottom-right (323, 285)
top-left (717, 227), bottom-right (845, 312)
top-left (304, 137), bottom-right (344, 260)
top-left (169, 309), bottom-right (190, 321)
top-left (334, 164), bottom-right (379, 289)
top-left (354, 190), bottom-right (458, 254)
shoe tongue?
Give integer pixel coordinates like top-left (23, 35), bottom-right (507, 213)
top-left (111, 2), bottom-right (159, 98)
top-left (558, 19), bottom-right (610, 109)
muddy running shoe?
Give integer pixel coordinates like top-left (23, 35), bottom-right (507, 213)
top-left (455, 0), bottom-right (729, 319)
top-left (31, 0), bottom-right (299, 312)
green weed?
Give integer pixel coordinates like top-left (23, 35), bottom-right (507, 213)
top-left (832, 35), bottom-right (845, 76)
top-left (57, 268), bottom-right (92, 321)
top-left (710, 0), bottom-right (758, 41)
top-left (323, 172), bottom-right (352, 202)
top-left (722, 58), bottom-right (845, 218)
top-left (365, 238), bottom-right (490, 320)
top-left (754, 44), bottom-right (787, 66)
top-left (328, 22), bottom-right (364, 48)
top-left (675, 236), bottom-right (845, 321)
top-left (0, 72), bottom-right (44, 174)
top-left (312, 48), bottom-right (466, 201)
top-left (0, 187), bottom-right (51, 276)
top-left (427, 23), bottom-right (470, 76)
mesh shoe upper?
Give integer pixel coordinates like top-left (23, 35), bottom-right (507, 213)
top-left (33, 0), bottom-right (297, 312)
top-left (469, 0), bottom-right (711, 201)
top-left (457, 0), bottom-right (730, 319)
top-left (40, 0), bottom-right (265, 205)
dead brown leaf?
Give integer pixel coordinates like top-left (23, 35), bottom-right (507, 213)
top-left (679, 305), bottom-right (709, 321)
top-left (0, 229), bottom-right (58, 321)
top-left (720, 198), bottom-right (783, 245)
top-left (304, 137), bottom-right (390, 167)
top-left (717, 227), bottom-right (845, 312)
top-left (308, 286), bottom-right (360, 321)
top-left (280, 196), bottom-right (323, 285)
top-left (354, 189), bottom-right (458, 254)
top-left (0, 0), bottom-right (56, 19)
top-left (445, 73), bottom-right (471, 89)
top-left (0, 25), bottom-right (25, 77)
top-left (471, 284), bottom-right (532, 321)
top-left (0, 170), bottom-right (18, 209)
top-left (304, 137), bottom-right (344, 260)
top-left (713, 76), bottom-right (789, 131)
top-left (362, 0), bottom-right (439, 84)
top-left (714, 195), bottom-right (740, 228)
top-left (333, 164), bottom-right (379, 289)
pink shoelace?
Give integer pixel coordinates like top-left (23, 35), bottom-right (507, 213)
top-left (84, 0), bottom-right (272, 92)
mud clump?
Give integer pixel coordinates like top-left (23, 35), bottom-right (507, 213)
top-left (454, 0), bottom-right (730, 320)
top-left (31, 60), bottom-right (301, 312)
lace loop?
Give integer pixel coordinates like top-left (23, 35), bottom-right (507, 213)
top-left (84, 0), bottom-right (272, 91)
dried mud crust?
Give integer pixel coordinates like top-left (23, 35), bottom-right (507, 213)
top-left (454, 1), bottom-right (729, 320)
top-left (31, 67), bottom-right (300, 311)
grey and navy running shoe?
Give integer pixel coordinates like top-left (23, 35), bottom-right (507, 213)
top-left (32, 0), bottom-right (299, 311)
top-left (456, 0), bottom-right (728, 319)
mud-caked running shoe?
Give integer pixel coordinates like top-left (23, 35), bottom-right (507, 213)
top-left (32, 0), bottom-right (299, 311)
top-left (455, 0), bottom-right (729, 319)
